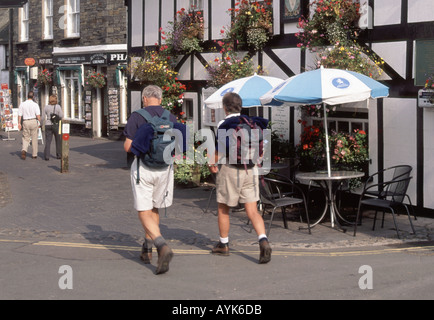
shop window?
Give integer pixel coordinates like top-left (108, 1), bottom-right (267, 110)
top-left (43, 0), bottom-right (54, 40)
top-left (60, 69), bottom-right (83, 121)
top-left (312, 117), bottom-right (369, 135)
top-left (19, 3), bottom-right (30, 42)
top-left (15, 68), bottom-right (29, 106)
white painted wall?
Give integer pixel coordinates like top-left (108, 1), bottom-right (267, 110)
top-left (374, 0), bottom-right (401, 26)
top-left (408, 0), bottom-right (434, 23)
top-left (423, 108), bottom-right (434, 208)
top-left (383, 98), bottom-right (418, 204)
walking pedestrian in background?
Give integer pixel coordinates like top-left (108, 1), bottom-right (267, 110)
top-left (43, 95), bottom-right (63, 161)
top-left (17, 92), bottom-right (41, 160)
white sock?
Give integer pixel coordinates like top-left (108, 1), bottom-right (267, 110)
top-left (219, 236), bottom-right (229, 244)
top-left (258, 234), bottom-right (267, 241)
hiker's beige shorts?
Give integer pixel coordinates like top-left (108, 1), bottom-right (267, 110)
top-left (216, 164), bottom-right (260, 207)
top-left (130, 157), bottom-right (174, 211)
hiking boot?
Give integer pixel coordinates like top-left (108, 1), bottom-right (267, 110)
top-left (259, 239), bottom-right (272, 264)
top-left (155, 245), bottom-right (173, 275)
top-left (140, 246), bottom-right (152, 264)
top-left (211, 241), bottom-right (229, 256)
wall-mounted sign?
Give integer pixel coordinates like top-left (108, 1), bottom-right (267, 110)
top-left (39, 58), bottom-right (53, 65)
top-left (24, 58), bottom-right (36, 66)
top-left (53, 52), bottom-right (127, 66)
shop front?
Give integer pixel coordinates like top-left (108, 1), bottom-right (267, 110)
top-left (52, 45), bottom-right (127, 139)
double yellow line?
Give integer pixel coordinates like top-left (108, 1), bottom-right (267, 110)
top-left (1, 238), bottom-right (434, 257)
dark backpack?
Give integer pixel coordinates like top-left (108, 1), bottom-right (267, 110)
top-left (134, 108), bottom-right (175, 170)
top-left (230, 116), bottom-right (264, 168)
top-left (50, 105), bottom-right (61, 125)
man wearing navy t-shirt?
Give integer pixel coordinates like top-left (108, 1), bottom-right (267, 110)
top-left (123, 85), bottom-right (178, 275)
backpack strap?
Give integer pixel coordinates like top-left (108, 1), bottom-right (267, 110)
top-left (135, 108), bottom-right (153, 123)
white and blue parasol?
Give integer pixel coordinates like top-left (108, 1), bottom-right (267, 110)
top-left (260, 67), bottom-right (389, 176)
top-left (260, 67), bottom-right (389, 106)
top-left (204, 74), bottom-right (284, 109)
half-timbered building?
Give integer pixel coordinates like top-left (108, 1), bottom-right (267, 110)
top-left (125, 0), bottom-right (434, 212)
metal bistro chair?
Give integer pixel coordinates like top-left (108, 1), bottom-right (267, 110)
top-left (353, 176), bottom-right (416, 239)
top-left (259, 176), bottom-right (311, 237)
top-left (363, 165), bottom-right (416, 221)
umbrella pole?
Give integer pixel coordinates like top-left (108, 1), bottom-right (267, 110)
top-left (323, 103), bottom-right (332, 177)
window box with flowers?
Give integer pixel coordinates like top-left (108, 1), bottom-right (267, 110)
top-left (128, 49), bottom-right (186, 115)
top-left (37, 69), bottom-right (53, 87)
top-left (225, 0), bottom-right (273, 52)
top-left (85, 70), bottom-right (106, 89)
top-left (163, 8), bottom-right (204, 55)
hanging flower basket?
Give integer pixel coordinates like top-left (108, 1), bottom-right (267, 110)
top-left (226, 0), bottom-right (273, 52)
top-left (37, 69), bottom-right (53, 86)
top-left (85, 70), bottom-right (106, 88)
top-left (128, 49), bottom-right (186, 114)
top-left (163, 8), bottom-right (204, 55)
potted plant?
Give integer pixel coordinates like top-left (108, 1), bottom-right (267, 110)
top-left (173, 151), bottom-right (211, 187)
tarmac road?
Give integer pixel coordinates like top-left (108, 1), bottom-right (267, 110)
top-left (1, 131), bottom-right (434, 303)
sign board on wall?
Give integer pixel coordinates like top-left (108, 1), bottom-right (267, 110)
top-left (271, 106), bottom-right (290, 142)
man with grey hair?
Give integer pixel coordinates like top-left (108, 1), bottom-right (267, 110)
top-left (123, 85), bottom-right (179, 275)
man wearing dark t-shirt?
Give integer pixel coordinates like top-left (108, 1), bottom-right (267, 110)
top-left (123, 85), bottom-right (177, 275)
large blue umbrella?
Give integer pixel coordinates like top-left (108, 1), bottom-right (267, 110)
top-left (260, 67), bottom-right (389, 176)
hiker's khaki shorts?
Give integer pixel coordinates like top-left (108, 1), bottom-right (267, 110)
top-left (216, 164), bottom-right (260, 207)
top-left (130, 158), bottom-right (174, 211)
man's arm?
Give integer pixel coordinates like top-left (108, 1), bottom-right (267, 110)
top-left (124, 138), bottom-right (132, 153)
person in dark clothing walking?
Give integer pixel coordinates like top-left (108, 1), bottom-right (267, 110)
top-left (44, 95), bottom-right (63, 161)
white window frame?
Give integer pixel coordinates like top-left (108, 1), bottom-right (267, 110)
top-left (60, 69), bottom-right (83, 121)
top-left (43, 0), bottom-right (54, 40)
top-left (19, 3), bottom-right (30, 42)
top-left (66, 0), bottom-right (80, 38)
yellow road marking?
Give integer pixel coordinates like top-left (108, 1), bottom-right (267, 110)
top-left (1, 238), bottom-right (433, 257)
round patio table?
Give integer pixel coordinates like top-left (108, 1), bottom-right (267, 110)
top-left (296, 171), bottom-right (365, 232)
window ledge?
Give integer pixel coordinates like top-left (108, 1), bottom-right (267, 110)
top-left (62, 36), bottom-right (81, 41)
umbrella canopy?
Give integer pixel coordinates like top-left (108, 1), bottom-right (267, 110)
top-left (260, 67), bottom-right (389, 177)
top-left (204, 74), bottom-right (284, 109)
top-left (260, 67), bottom-right (389, 106)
